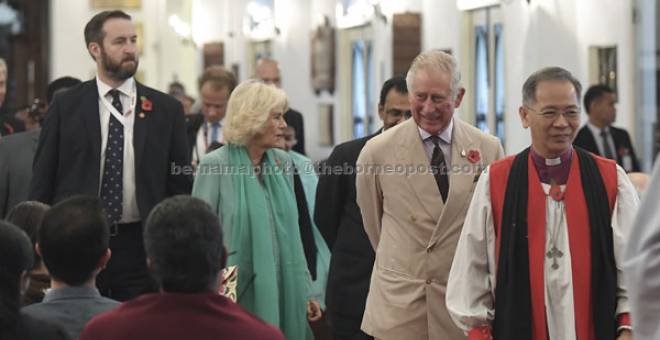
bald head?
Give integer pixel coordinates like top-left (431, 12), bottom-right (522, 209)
top-left (256, 58), bottom-right (281, 87)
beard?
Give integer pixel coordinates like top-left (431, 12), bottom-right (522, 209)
top-left (100, 48), bottom-right (138, 81)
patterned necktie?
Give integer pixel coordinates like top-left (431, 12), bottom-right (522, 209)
top-left (429, 135), bottom-right (449, 202)
top-left (100, 89), bottom-right (124, 224)
top-left (600, 129), bottom-right (614, 159)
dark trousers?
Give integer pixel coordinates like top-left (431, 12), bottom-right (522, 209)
top-left (327, 312), bottom-right (373, 340)
top-left (97, 222), bottom-right (155, 301)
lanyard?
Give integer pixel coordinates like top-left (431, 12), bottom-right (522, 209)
top-left (100, 87), bottom-right (136, 126)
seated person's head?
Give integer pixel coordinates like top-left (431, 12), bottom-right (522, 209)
top-left (7, 201), bottom-right (50, 271)
top-left (38, 196), bottom-right (111, 286)
top-left (0, 221), bottom-right (34, 328)
top-left (144, 196), bottom-right (226, 293)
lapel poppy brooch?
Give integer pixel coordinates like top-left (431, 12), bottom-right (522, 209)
top-left (139, 96), bottom-right (152, 118)
top-left (461, 149), bottom-right (481, 164)
top-left (140, 96), bottom-right (153, 112)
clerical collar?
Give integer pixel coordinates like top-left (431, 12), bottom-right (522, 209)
top-left (530, 147), bottom-right (573, 185)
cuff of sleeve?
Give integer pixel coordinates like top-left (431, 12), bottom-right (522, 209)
top-left (617, 313), bottom-right (631, 327)
top-left (617, 325), bottom-right (632, 334)
top-left (468, 326), bottom-right (492, 340)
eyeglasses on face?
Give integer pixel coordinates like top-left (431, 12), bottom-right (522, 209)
top-left (525, 106), bottom-right (581, 120)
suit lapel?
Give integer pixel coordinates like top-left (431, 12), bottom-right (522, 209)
top-left (134, 83), bottom-right (147, 172)
top-left (429, 119), bottom-right (477, 246)
top-left (396, 119), bottom-right (444, 221)
top-left (82, 81), bottom-right (102, 185)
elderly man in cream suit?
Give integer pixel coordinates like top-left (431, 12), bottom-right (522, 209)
top-left (356, 50), bottom-right (503, 340)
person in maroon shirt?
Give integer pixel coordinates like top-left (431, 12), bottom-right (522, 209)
top-left (80, 196), bottom-right (284, 340)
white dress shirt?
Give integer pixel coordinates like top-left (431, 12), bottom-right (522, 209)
top-left (418, 118), bottom-right (453, 166)
top-left (96, 76), bottom-right (140, 223)
top-left (192, 120), bottom-right (224, 165)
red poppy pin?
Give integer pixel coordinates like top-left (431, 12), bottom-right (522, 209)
top-left (140, 96), bottom-right (152, 112)
top-left (466, 149), bottom-right (481, 164)
top-left (138, 96), bottom-right (152, 118)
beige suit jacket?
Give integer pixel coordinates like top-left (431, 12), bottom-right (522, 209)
top-left (356, 118), bottom-right (503, 340)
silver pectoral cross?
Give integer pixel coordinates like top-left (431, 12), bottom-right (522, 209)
top-left (546, 246), bottom-right (563, 270)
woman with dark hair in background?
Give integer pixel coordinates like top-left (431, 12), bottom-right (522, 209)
top-left (0, 221), bottom-right (69, 340)
top-left (6, 201), bottom-right (51, 305)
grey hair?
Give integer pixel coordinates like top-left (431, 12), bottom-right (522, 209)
top-left (406, 50), bottom-right (461, 99)
top-left (522, 67), bottom-right (582, 107)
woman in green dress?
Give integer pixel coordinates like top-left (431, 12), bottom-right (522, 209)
top-left (192, 80), bottom-right (320, 339)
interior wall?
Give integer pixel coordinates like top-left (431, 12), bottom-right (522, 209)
top-left (635, 0), bottom-right (657, 168)
top-left (49, 0), bottom-right (643, 162)
top-left (498, 0), bottom-right (635, 155)
top-left (50, 0), bottom-right (198, 96)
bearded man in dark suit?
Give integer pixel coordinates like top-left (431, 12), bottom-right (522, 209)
top-left (29, 10), bottom-right (192, 301)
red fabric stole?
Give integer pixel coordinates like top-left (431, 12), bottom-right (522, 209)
top-left (489, 150), bottom-right (617, 340)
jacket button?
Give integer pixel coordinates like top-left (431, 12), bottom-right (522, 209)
top-left (410, 215), bottom-right (417, 222)
top-left (426, 279), bottom-right (432, 284)
top-left (427, 245), bottom-right (434, 253)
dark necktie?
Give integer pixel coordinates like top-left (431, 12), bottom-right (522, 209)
top-left (100, 90), bottom-right (124, 224)
top-left (429, 135), bottom-right (449, 202)
top-left (600, 129), bottom-right (614, 159)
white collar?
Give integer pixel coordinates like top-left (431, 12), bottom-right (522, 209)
top-left (205, 119), bottom-right (224, 127)
top-left (586, 121), bottom-right (609, 136)
top-left (418, 117), bottom-right (453, 144)
top-left (96, 76), bottom-right (135, 98)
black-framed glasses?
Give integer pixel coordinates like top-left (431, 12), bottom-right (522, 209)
top-left (525, 106), bottom-right (580, 120)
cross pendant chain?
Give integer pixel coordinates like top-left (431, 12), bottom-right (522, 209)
top-left (546, 246), bottom-right (563, 270)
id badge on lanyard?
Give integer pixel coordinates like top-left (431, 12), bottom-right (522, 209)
top-left (101, 89), bottom-right (136, 126)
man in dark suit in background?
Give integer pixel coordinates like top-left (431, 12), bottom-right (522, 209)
top-left (314, 75), bottom-right (410, 340)
top-left (573, 84), bottom-right (641, 172)
top-left (0, 76), bottom-right (81, 217)
top-left (256, 57), bottom-right (306, 155)
top-left (188, 66), bottom-right (236, 165)
top-left (29, 10), bottom-right (192, 301)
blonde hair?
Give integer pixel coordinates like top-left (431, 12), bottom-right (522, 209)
top-left (222, 79), bottom-right (288, 145)
top-left (0, 58), bottom-right (6, 75)
top-left (406, 50), bottom-right (461, 99)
